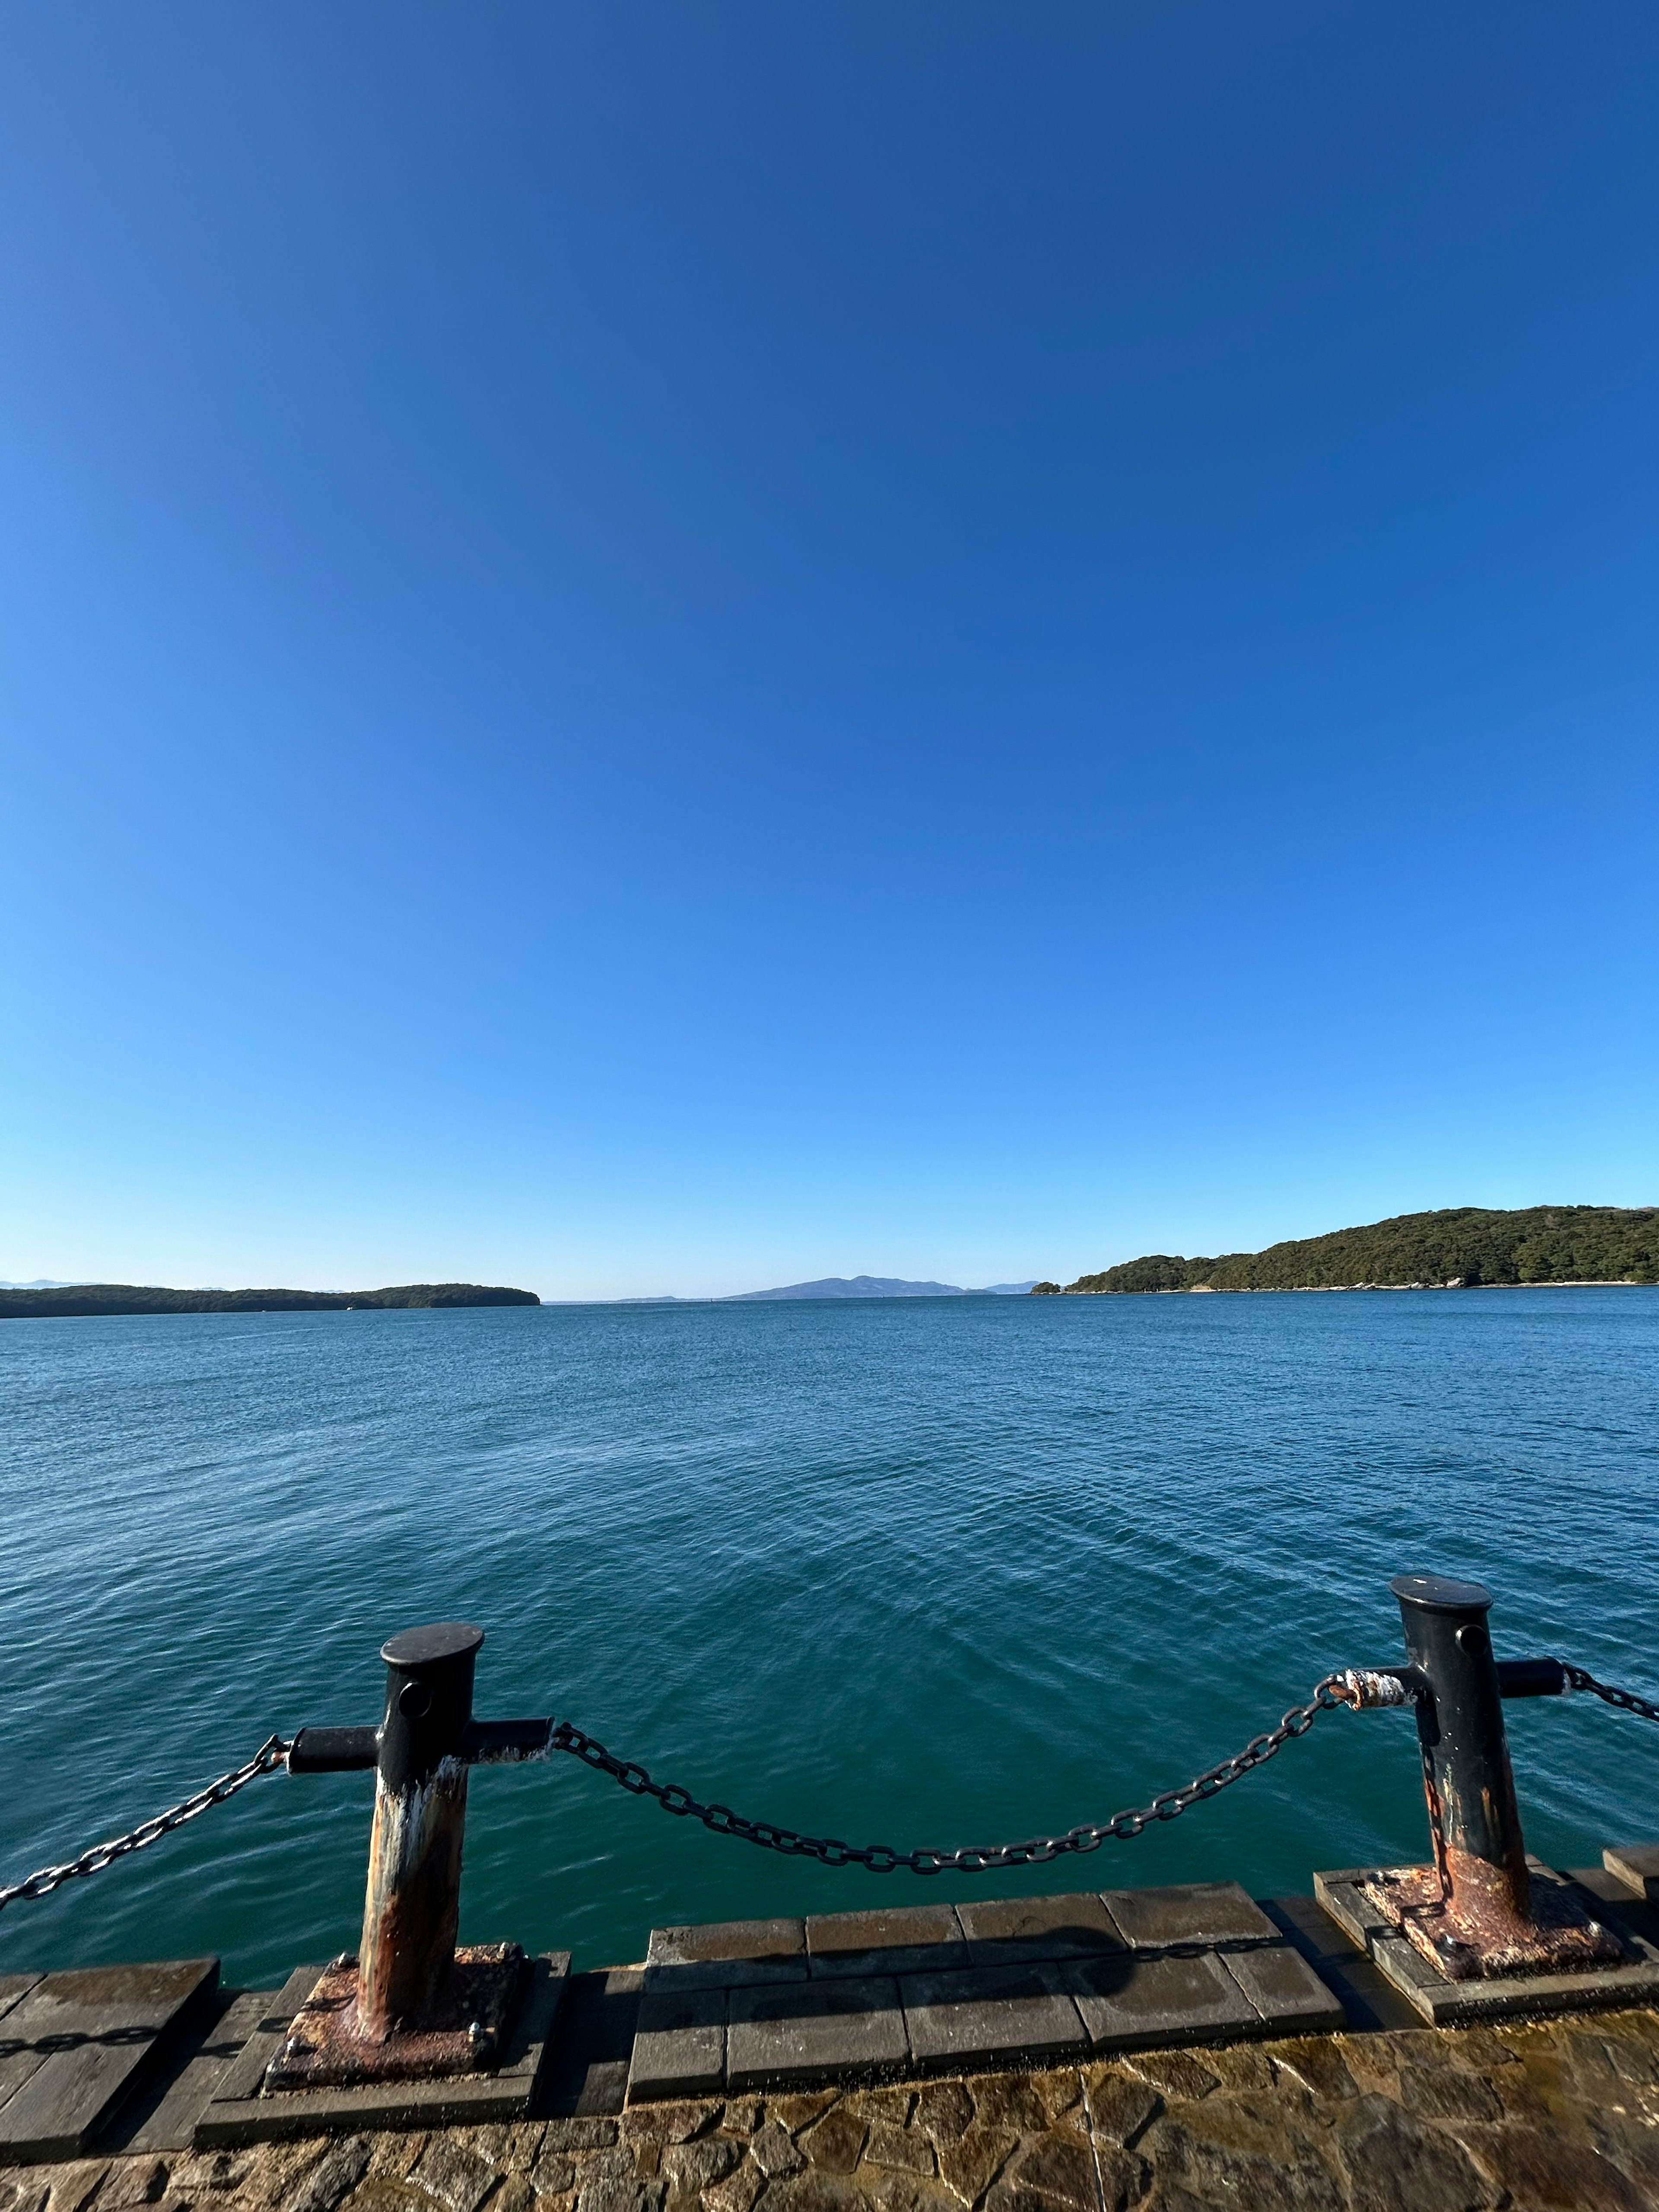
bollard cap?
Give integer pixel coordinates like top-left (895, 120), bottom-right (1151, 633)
top-left (381, 1621), bottom-right (485, 1670)
top-left (1390, 1573), bottom-right (1492, 1615)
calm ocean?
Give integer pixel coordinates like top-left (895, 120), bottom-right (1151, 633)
top-left (3, 1289), bottom-right (1657, 1985)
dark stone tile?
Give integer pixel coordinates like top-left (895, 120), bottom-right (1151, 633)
top-left (954, 1894), bottom-right (1124, 1966)
top-left (1098, 1881), bottom-right (1278, 1949)
top-left (1259, 1896), bottom-right (1422, 2033)
top-left (804, 1907), bottom-right (967, 1981)
top-left (899, 1964), bottom-right (1088, 2075)
top-left (1065, 1950), bottom-right (1259, 2050)
top-left (1221, 1945), bottom-right (1345, 2034)
top-left (542, 1969), bottom-right (645, 2118)
top-left (627, 1989), bottom-right (727, 2104)
top-left (645, 1922), bottom-right (807, 1993)
top-left (726, 1977), bottom-right (908, 2092)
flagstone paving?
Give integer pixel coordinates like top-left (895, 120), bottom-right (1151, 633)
top-left (7, 2006), bottom-right (1659, 2212)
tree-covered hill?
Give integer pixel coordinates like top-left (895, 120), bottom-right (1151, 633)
top-left (1036, 1207), bottom-right (1659, 1295)
top-left (0, 1282), bottom-right (540, 1319)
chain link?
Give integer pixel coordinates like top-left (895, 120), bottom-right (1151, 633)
top-left (1564, 1666), bottom-right (1659, 1725)
top-left (550, 1676), bottom-right (1352, 1874)
top-left (0, 1736), bottom-right (291, 1913)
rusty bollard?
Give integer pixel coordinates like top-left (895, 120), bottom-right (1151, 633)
top-left (357, 1622), bottom-right (483, 2035)
top-left (270, 1621), bottom-right (547, 2089)
top-left (1363, 1573), bottom-right (1623, 1980)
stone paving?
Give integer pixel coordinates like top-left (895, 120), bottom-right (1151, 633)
top-left (10, 2006), bottom-right (1659, 2212)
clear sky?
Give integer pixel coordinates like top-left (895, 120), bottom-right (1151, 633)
top-left (2, 3), bottom-right (1655, 1300)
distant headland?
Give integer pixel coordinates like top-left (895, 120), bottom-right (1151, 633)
top-left (1030, 1205), bottom-right (1658, 1296)
top-left (0, 1282), bottom-right (540, 1320)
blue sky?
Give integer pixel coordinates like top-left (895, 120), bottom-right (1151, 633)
top-left (2, 3), bottom-right (1655, 1299)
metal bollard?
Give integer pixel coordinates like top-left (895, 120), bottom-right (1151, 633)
top-left (1391, 1573), bottom-right (1533, 1937)
top-left (1350, 1573), bottom-right (1625, 1980)
top-left (273, 1622), bottom-right (553, 2088)
top-left (357, 1622), bottom-right (483, 2038)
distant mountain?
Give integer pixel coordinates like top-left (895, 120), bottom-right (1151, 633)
top-left (0, 1282), bottom-right (541, 1320)
top-left (728, 1275), bottom-right (1036, 1301)
top-left (1035, 1206), bottom-right (1659, 1295)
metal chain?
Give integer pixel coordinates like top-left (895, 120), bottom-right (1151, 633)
top-left (1564, 1666), bottom-right (1659, 1725)
top-left (0, 1736), bottom-right (291, 1913)
top-left (549, 1676), bottom-right (1353, 1875)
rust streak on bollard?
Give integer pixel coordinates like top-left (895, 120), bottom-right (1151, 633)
top-left (356, 1622), bottom-right (481, 2038)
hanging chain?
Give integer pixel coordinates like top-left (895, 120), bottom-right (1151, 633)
top-left (0, 1736), bottom-right (291, 1913)
top-left (1563, 1666), bottom-right (1659, 1725)
top-left (549, 1675), bottom-right (1354, 1875)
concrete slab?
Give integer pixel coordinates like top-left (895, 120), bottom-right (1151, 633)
top-left (0, 1958), bottom-right (219, 2165)
top-left (805, 1904), bottom-right (968, 1980)
top-left (1315, 1866), bottom-right (1659, 2027)
top-left (1220, 1943), bottom-right (1345, 2034)
top-left (954, 1892), bottom-right (1124, 1965)
top-left (899, 1961), bottom-right (1089, 2075)
top-left (626, 1986), bottom-right (727, 2103)
top-left (1065, 1948), bottom-right (1260, 2051)
top-left (645, 1918), bottom-right (807, 1991)
top-left (1259, 1896), bottom-right (1421, 2033)
top-left (1101, 1881), bottom-right (1279, 1949)
top-left (540, 1967), bottom-right (643, 2119)
top-left (725, 1976), bottom-right (908, 2093)
top-left (101, 1989), bottom-right (273, 2155)
top-left (194, 1954), bottom-right (568, 2144)
top-left (1604, 1843), bottom-right (1659, 1904)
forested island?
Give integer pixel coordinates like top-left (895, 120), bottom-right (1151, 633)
top-left (1031, 1205), bottom-right (1659, 1296)
top-left (0, 1282), bottom-right (540, 1320)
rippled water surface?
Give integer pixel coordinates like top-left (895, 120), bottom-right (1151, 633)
top-left (3, 1290), bottom-right (1657, 1983)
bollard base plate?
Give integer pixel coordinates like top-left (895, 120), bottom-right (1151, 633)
top-left (1316, 1863), bottom-right (1659, 2026)
top-left (263, 1944), bottom-right (529, 2091)
top-left (1357, 1859), bottom-right (1626, 1983)
top-left (194, 1952), bottom-right (569, 2146)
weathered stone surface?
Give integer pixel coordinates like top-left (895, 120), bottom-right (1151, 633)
top-left (1395, 2061), bottom-right (1503, 2123)
top-left (749, 2120), bottom-right (804, 2179)
top-left (952, 1897), bottom-right (1121, 1968)
top-left (988, 2129), bottom-right (1096, 2212)
top-left (1067, 1950), bottom-right (1258, 2051)
top-left (1120, 2049), bottom-right (1219, 2101)
top-left (1335, 2096), bottom-right (1495, 2212)
top-left (801, 2105), bottom-right (868, 2174)
top-left (806, 1910), bottom-right (968, 1983)
top-left (1082, 2073), bottom-right (1160, 2147)
top-left (1100, 1882), bottom-right (1278, 1949)
top-left (575, 2145), bottom-right (664, 2212)
top-left (960, 2078), bottom-right (1046, 2135)
top-left (912, 2084), bottom-right (972, 2144)
top-left (704, 2161), bottom-right (764, 2212)
top-left (727, 1979), bottom-right (907, 2092)
top-left (901, 1967), bottom-right (1087, 2075)
top-left (543, 2123), bottom-right (621, 2152)
top-left (628, 1991), bottom-right (726, 2104)
top-left (621, 2104), bottom-right (720, 2146)
top-left (1154, 2117), bottom-right (1344, 2211)
top-left (861, 2120), bottom-right (933, 2177)
top-left (410, 2138), bottom-right (499, 2212)
top-left (766, 2095), bottom-right (836, 2133)
top-left (931, 2124), bottom-right (1016, 2207)
top-left (1460, 2122), bottom-right (1647, 2211)
top-left (661, 2135), bottom-right (743, 2199)
top-left (287, 2138), bottom-right (374, 2212)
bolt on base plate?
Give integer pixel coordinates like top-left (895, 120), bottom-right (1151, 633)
top-left (1359, 1855), bottom-right (1627, 1983)
top-left (263, 1943), bottom-right (528, 2090)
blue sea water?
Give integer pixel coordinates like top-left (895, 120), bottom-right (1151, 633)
top-left (3, 1289), bottom-right (1657, 1987)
